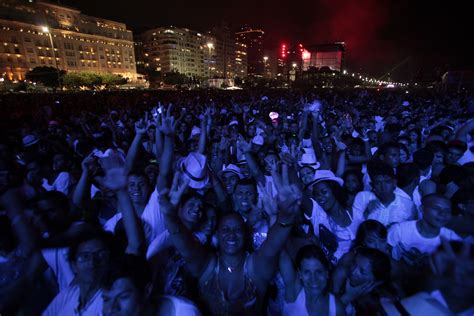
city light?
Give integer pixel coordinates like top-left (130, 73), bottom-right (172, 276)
top-left (41, 26), bottom-right (49, 33)
top-left (206, 42), bottom-right (214, 49)
top-left (292, 63), bottom-right (297, 68)
top-left (263, 56), bottom-right (268, 61)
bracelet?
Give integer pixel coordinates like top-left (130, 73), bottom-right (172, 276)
top-left (278, 221), bottom-right (294, 228)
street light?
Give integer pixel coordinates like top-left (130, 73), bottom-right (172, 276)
top-left (206, 42), bottom-right (214, 79)
top-left (42, 26), bottom-right (61, 89)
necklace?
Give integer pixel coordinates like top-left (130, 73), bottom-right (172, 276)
top-left (221, 255), bottom-right (245, 273)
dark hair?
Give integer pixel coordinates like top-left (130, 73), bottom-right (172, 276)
top-left (367, 161), bottom-right (395, 181)
top-left (295, 244), bottom-right (330, 272)
top-left (396, 163), bottom-right (420, 188)
top-left (128, 170), bottom-right (150, 186)
top-left (426, 141), bottom-right (448, 155)
top-left (439, 165), bottom-right (466, 186)
top-left (378, 142), bottom-right (399, 156)
top-left (68, 230), bottom-right (116, 263)
top-left (312, 180), bottom-right (348, 208)
top-left (102, 255), bottom-right (151, 297)
top-left (353, 220), bottom-right (387, 249)
top-left (179, 190), bottom-right (204, 208)
top-left (235, 178), bottom-right (257, 189)
top-left (421, 193), bottom-right (451, 208)
top-left (343, 170), bottom-right (363, 189)
top-left (355, 247), bottom-right (391, 283)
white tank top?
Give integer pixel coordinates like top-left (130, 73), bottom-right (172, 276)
top-left (162, 295), bottom-right (202, 316)
top-left (282, 289), bottom-right (336, 316)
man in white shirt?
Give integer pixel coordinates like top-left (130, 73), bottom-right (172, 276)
top-left (388, 194), bottom-right (461, 264)
top-left (353, 161), bottom-right (414, 227)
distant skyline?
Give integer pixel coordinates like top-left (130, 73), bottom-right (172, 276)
top-left (59, 0), bottom-right (473, 81)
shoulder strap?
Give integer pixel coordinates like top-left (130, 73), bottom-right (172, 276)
top-left (329, 293), bottom-right (337, 316)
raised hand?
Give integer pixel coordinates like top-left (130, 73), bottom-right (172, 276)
top-left (273, 164), bottom-right (302, 224)
top-left (344, 279), bottom-right (382, 301)
top-left (237, 135), bottom-right (252, 153)
top-left (160, 105), bottom-right (176, 136)
top-left (169, 172), bottom-right (190, 207)
top-left (99, 153), bottom-right (127, 191)
top-left (81, 152), bottom-right (99, 175)
top-left (257, 182), bottom-right (278, 216)
top-left (134, 118), bottom-right (147, 135)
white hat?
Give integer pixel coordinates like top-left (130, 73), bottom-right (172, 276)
top-left (190, 126), bottom-right (201, 138)
top-left (221, 164), bottom-right (243, 179)
top-left (298, 148), bottom-right (320, 170)
top-left (180, 152), bottom-right (209, 189)
top-left (228, 120), bottom-right (239, 127)
top-left (307, 170), bottom-right (344, 188)
top-left (22, 135), bottom-right (39, 147)
top-left (252, 135), bottom-right (264, 146)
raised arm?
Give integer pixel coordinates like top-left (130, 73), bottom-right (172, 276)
top-left (279, 248), bottom-right (298, 301)
top-left (72, 152), bottom-right (96, 209)
top-left (238, 137), bottom-right (265, 184)
top-left (100, 154), bottom-right (145, 255)
top-left (124, 117), bottom-right (147, 174)
top-left (159, 181), bottom-right (213, 278)
top-left (156, 106), bottom-right (176, 192)
top-left (253, 164), bottom-right (302, 282)
top-left (298, 111), bottom-right (309, 141)
top-left (197, 109), bottom-right (209, 154)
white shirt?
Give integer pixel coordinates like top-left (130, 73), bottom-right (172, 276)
top-left (458, 142), bottom-right (474, 165)
top-left (308, 199), bottom-right (362, 261)
top-left (41, 247), bottom-right (74, 291)
top-left (103, 188), bottom-right (163, 244)
top-left (42, 172), bottom-right (71, 195)
top-left (42, 284), bottom-right (102, 316)
top-left (352, 190), bottom-right (414, 227)
top-left (388, 220), bottom-right (462, 260)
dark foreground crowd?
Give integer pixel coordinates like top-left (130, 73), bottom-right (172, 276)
top-left (0, 88), bottom-right (473, 316)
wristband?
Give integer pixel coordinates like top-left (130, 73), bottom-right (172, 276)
top-left (278, 221), bottom-right (294, 228)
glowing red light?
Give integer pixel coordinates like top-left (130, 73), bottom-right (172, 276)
top-left (281, 43), bottom-right (287, 59)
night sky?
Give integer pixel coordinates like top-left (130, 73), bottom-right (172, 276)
top-left (61, 0), bottom-right (473, 81)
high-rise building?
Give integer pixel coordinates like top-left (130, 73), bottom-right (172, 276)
top-left (0, 0), bottom-right (138, 81)
top-left (234, 41), bottom-right (247, 78)
top-left (210, 24), bottom-right (233, 79)
top-left (137, 26), bottom-right (214, 79)
top-left (235, 27), bottom-right (264, 75)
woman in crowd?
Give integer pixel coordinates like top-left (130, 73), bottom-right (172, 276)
top-left (280, 244), bottom-right (345, 316)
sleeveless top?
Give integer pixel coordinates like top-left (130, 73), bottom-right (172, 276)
top-left (161, 295), bottom-right (202, 316)
top-left (310, 199), bottom-right (358, 264)
top-left (282, 288), bottom-right (337, 316)
top-left (198, 253), bottom-right (261, 316)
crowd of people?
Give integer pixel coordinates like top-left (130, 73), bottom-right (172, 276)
top-left (0, 88), bottom-right (473, 315)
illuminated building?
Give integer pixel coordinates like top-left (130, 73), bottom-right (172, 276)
top-left (236, 27), bottom-right (264, 75)
top-left (137, 26), bottom-right (215, 79)
top-left (302, 42), bottom-right (345, 72)
top-left (0, 0), bottom-right (138, 81)
top-left (234, 42), bottom-right (248, 78)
